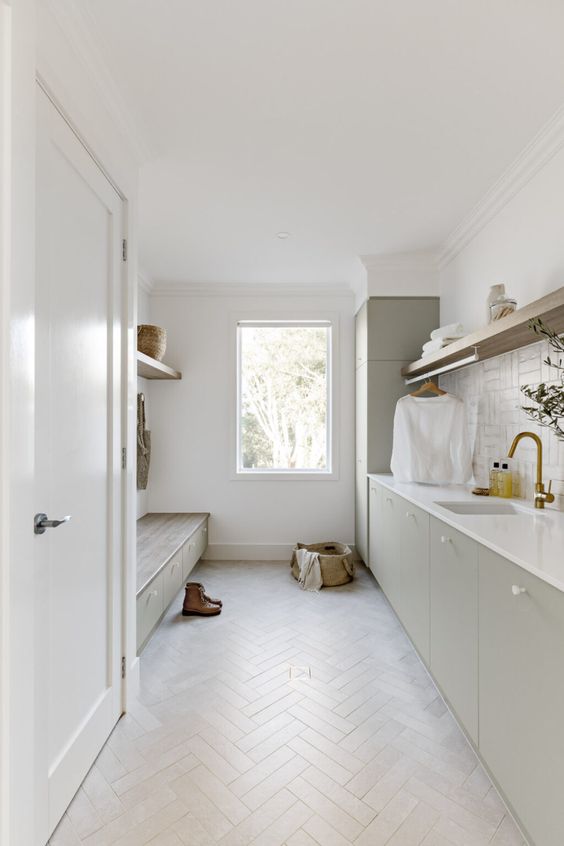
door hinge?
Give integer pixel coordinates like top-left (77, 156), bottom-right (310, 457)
top-left (121, 447), bottom-right (127, 470)
top-left (122, 239), bottom-right (128, 262)
top-left (121, 656), bottom-right (126, 679)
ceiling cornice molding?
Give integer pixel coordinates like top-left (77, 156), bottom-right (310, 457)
top-left (360, 250), bottom-right (439, 272)
top-left (440, 103), bottom-right (564, 269)
top-left (148, 281), bottom-right (355, 299)
top-left (43, 0), bottom-right (153, 164)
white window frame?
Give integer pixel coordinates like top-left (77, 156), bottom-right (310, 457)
top-left (231, 313), bottom-right (339, 481)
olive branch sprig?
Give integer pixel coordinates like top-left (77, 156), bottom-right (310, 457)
top-left (520, 318), bottom-right (564, 441)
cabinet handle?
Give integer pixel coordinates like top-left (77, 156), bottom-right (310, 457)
top-left (511, 585), bottom-right (527, 596)
top-left (203, 527), bottom-right (207, 533)
top-left (148, 590), bottom-right (158, 599)
top-left (385, 497), bottom-right (392, 504)
top-left (171, 561), bottom-right (180, 571)
top-left (406, 512), bottom-right (415, 519)
top-left (440, 536), bottom-right (451, 544)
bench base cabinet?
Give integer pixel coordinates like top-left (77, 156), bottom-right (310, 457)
top-left (136, 572), bottom-right (164, 649)
top-left (479, 547), bottom-right (564, 846)
top-left (369, 479), bottom-right (564, 846)
top-left (136, 516), bottom-right (209, 653)
top-left (163, 549), bottom-right (184, 608)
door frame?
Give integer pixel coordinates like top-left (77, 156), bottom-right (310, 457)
top-left (0, 6), bottom-right (140, 841)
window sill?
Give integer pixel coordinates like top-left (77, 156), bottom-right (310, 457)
top-left (232, 469), bottom-right (339, 482)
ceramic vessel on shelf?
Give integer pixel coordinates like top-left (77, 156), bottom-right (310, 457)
top-left (490, 296), bottom-right (517, 322)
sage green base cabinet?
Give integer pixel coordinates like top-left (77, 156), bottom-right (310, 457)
top-left (369, 479), bottom-right (564, 844)
top-left (356, 460), bottom-right (368, 565)
top-left (369, 484), bottom-right (430, 663)
top-left (399, 501), bottom-right (430, 663)
top-left (430, 517), bottom-right (478, 744)
top-left (369, 484), bottom-right (401, 610)
top-left (479, 547), bottom-right (564, 846)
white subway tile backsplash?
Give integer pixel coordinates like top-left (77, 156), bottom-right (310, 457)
top-left (440, 339), bottom-right (564, 510)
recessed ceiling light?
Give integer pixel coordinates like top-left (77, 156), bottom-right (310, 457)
top-left (276, 231), bottom-right (290, 239)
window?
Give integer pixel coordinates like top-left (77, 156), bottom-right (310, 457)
top-left (236, 321), bottom-right (332, 475)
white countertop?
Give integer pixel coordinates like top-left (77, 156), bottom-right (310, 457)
top-left (369, 474), bottom-right (564, 593)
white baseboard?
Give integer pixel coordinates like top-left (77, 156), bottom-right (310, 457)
top-left (203, 543), bottom-right (358, 561)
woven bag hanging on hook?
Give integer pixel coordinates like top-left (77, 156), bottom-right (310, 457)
top-left (137, 392), bottom-right (151, 490)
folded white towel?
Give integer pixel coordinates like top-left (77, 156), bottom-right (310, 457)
top-left (430, 323), bottom-right (464, 341)
top-left (422, 338), bottom-right (445, 354)
top-left (295, 548), bottom-right (323, 592)
top-left (421, 337), bottom-right (460, 358)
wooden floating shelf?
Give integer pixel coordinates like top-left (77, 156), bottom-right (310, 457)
top-left (137, 351), bottom-right (182, 380)
top-left (401, 287), bottom-right (564, 381)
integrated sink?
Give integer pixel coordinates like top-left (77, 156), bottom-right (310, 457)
top-left (434, 501), bottom-right (519, 515)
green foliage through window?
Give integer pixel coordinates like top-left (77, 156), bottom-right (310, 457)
top-left (238, 324), bottom-right (330, 471)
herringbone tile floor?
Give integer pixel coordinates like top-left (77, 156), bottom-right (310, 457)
top-left (50, 561), bottom-right (526, 846)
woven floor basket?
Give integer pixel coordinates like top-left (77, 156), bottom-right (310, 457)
top-left (137, 324), bottom-right (167, 361)
top-left (291, 542), bottom-right (354, 587)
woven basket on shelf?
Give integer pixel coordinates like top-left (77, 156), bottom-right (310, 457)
top-left (291, 542), bottom-right (354, 587)
top-left (137, 324), bottom-right (167, 361)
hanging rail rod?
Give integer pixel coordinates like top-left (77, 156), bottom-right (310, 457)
top-left (404, 347), bottom-right (480, 385)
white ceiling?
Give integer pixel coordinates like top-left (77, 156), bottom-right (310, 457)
top-left (83, 0), bottom-right (564, 288)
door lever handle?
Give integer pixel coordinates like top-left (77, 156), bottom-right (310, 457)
top-left (34, 513), bottom-right (72, 535)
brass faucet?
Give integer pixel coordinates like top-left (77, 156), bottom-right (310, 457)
top-left (507, 432), bottom-right (555, 509)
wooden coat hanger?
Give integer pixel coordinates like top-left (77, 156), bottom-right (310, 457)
top-left (409, 379), bottom-right (447, 397)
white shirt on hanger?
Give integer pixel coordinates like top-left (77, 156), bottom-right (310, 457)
top-left (390, 394), bottom-right (472, 484)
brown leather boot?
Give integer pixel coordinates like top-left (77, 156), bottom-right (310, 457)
top-left (182, 583), bottom-right (221, 616)
top-left (185, 581), bottom-right (223, 607)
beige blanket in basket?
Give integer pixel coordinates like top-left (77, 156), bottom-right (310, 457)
top-left (295, 548), bottom-right (323, 592)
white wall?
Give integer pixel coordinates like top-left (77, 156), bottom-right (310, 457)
top-left (440, 133), bottom-right (564, 330)
top-left (136, 285), bottom-right (151, 518)
top-left (357, 251), bottom-right (439, 312)
top-left (146, 291), bottom-right (355, 558)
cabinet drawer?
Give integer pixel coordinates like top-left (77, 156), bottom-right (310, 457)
top-left (182, 522), bottom-right (208, 581)
top-left (182, 538), bottom-right (198, 580)
top-left (195, 522), bottom-right (208, 560)
top-left (163, 550), bottom-right (184, 608)
top-left (479, 547), bottom-right (564, 846)
top-left (430, 518), bottom-right (478, 743)
top-left (136, 572), bottom-right (164, 650)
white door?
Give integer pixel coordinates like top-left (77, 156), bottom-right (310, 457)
top-left (35, 87), bottom-right (124, 843)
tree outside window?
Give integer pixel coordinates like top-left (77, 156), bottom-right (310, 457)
top-left (237, 322), bottom-right (331, 473)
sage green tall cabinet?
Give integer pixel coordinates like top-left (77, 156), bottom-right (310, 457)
top-left (355, 297), bottom-right (439, 563)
